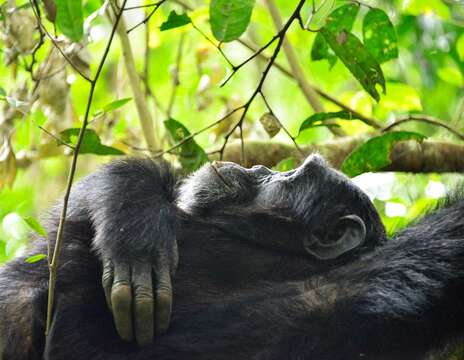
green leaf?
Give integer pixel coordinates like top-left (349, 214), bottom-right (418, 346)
top-left (103, 97), bottom-right (132, 113)
top-left (298, 111), bottom-right (361, 135)
top-left (55, 0), bottom-right (84, 42)
top-left (311, 4), bottom-right (359, 66)
top-left (160, 10), bottom-right (192, 31)
top-left (362, 8), bottom-right (398, 63)
top-left (308, 0), bottom-right (336, 29)
top-left (210, 0), bottom-right (256, 42)
top-left (60, 128), bottom-right (125, 156)
top-left (272, 157), bottom-right (296, 172)
top-left (0, 87), bottom-right (5, 97)
top-left (321, 28), bottom-right (386, 101)
top-left (311, 34), bottom-right (337, 67)
top-left (324, 3), bottom-right (359, 32)
top-left (164, 118), bottom-right (208, 172)
top-left (23, 216), bottom-right (47, 238)
top-left (341, 131), bottom-right (426, 177)
top-left (25, 254), bottom-right (47, 264)
top-left (457, 33), bottom-right (464, 62)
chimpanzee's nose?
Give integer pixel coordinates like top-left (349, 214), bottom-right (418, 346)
top-left (302, 153), bottom-right (327, 167)
top-left (291, 153), bottom-right (329, 178)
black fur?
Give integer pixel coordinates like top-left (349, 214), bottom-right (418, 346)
top-left (1, 155), bottom-right (464, 359)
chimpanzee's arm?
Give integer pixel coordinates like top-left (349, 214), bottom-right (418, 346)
top-left (279, 203), bottom-right (464, 359)
top-left (69, 158), bottom-right (179, 346)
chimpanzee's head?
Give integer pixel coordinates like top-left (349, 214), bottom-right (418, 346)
top-left (177, 154), bottom-right (386, 262)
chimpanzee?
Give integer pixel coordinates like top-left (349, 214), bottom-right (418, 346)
top-left (1, 154), bottom-right (464, 360)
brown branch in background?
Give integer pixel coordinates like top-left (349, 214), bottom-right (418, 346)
top-left (143, 8), bottom-right (151, 95)
top-left (29, 0), bottom-right (92, 82)
top-left (110, 5), bottom-right (159, 151)
top-left (167, 34), bottom-right (186, 117)
top-left (221, 138), bottom-right (464, 174)
top-left (44, 0), bottom-right (128, 335)
top-left (16, 137), bottom-right (464, 174)
top-left (382, 114), bottom-right (464, 141)
top-left (141, 7), bottom-right (168, 133)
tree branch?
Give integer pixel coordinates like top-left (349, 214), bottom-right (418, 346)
top-left (263, 0), bottom-right (345, 137)
top-left (172, 0), bottom-right (382, 131)
top-left (110, 6), bottom-right (159, 151)
top-left (29, 0), bottom-right (92, 82)
top-left (45, 0), bottom-right (128, 336)
top-left (221, 138), bottom-right (464, 174)
top-left (16, 137), bottom-right (464, 174)
top-left (382, 114), bottom-right (464, 141)
top-left (233, 39), bottom-right (382, 130)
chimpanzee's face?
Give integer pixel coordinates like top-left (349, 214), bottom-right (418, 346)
top-left (177, 154), bottom-right (386, 260)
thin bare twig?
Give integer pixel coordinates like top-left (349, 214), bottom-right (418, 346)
top-left (110, 3), bottom-right (159, 150)
top-left (126, 0), bottom-right (168, 33)
top-left (172, 0), bottom-right (382, 131)
top-left (215, 0), bottom-right (307, 162)
top-left (35, 124), bottom-right (75, 149)
top-left (220, 33), bottom-right (281, 87)
top-left (382, 115), bottom-right (464, 141)
top-left (191, 23), bottom-right (235, 68)
top-left (259, 91), bottom-right (304, 156)
top-left (124, 1), bottom-right (164, 10)
top-left (237, 38), bottom-right (382, 130)
top-left (164, 0), bottom-right (306, 163)
top-left (264, 0), bottom-right (345, 136)
top-left (154, 106), bottom-right (245, 158)
top-left (45, 0), bottom-right (128, 335)
top-left (29, 0), bottom-right (92, 82)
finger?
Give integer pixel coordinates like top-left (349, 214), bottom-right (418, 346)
top-left (154, 266), bottom-right (173, 335)
top-left (111, 262), bottom-right (133, 342)
top-left (132, 262), bottom-right (154, 347)
top-left (102, 258), bottom-right (114, 311)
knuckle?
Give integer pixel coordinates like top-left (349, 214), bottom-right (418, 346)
top-left (155, 289), bottom-right (172, 305)
top-left (156, 282), bottom-right (172, 296)
top-left (134, 287), bottom-right (153, 303)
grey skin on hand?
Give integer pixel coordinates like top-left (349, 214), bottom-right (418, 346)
top-left (102, 256), bottom-right (175, 347)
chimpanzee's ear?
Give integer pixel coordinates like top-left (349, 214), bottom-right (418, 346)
top-left (303, 215), bottom-right (366, 260)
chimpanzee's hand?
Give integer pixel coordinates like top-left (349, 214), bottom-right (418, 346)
top-left (101, 241), bottom-right (178, 347)
top-left (78, 158), bottom-right (179, 346)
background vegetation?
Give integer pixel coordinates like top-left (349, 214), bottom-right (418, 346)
top-left (0, 0), bottom-right (463, 268)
